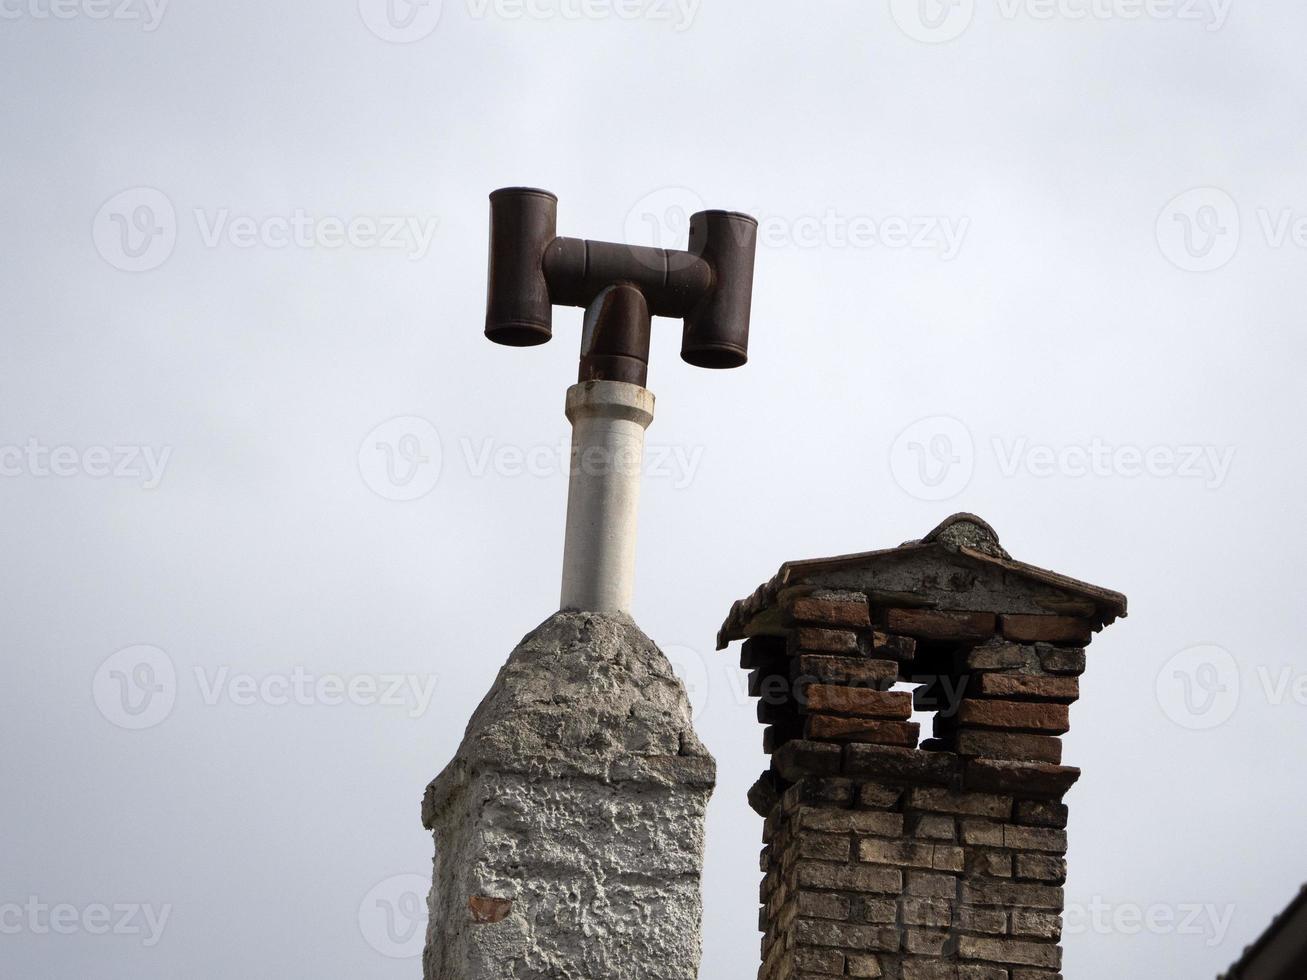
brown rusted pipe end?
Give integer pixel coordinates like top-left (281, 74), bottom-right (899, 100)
top-left (579, 284), bottom-right (651, 387)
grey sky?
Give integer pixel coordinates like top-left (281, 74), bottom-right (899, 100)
top-left (2, 1), bottom-right (1305, 977)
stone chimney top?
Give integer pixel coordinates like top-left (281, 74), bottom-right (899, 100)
top-left (718, 513), bottom-right (1126, 651)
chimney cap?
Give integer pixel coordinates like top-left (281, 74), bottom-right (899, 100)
top-left (716, 512), bottom-right (1127, 649)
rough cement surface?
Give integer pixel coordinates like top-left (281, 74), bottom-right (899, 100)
top-left (422, 611), bottom-right (716, 980)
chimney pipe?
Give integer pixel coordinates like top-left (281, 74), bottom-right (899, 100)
top-left (483, 187), bottom-right (758, 613)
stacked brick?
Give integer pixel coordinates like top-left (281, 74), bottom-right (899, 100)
top-left (723, 516), bottom-right (1126, 980)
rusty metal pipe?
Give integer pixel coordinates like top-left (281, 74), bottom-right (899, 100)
top-left (484, 187), bottom-right (758, 380)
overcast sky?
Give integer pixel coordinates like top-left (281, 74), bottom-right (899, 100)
top-left (3, 1), bottom-right (1306, 977)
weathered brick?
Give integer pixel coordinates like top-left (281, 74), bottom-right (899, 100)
top-left (805, 685), bottom-right (913, 719)
top-left (741, 635), bottom-right (788, 669)
top-left (958, 935), bottom-right (1061, 969)
top-left (858, 781), bottom-right (903, 809)
top-left (902, 898), bottom-right (954, 928)
top-left (805, 715), bottom-right (920, 747)
top-left (956, 729), bottom-right (1063, 764)
top-left (966, 849), bottom-right (1013, 878)
top-left (798, 833), bottom-right (851, 862)
top-left (795, 862), bottom-right (902, 894)
top-left (904, 928), bottom-right (953, 956)
top-left (911, 814), bottom-right (957, 841)
top-left (1004, 826), bottom-right (1068, 854)
top-left (857, 898), bottom-right (899, 924)
top-left (750, 667), bottom-right (792, 700)
top-left (796, 890), bottom-right (850, 921)
top-left (959, 819), bottom-right (1005, 847)
top-left (904, 871), bottom-right (958, 899)
top-left (1000, 615), bottom-right (1093, 645)
top-left (1038, 646), bottom-right (1086, 676)
top-left (974, 673), bottom-right (1080, 702)
top-left (965, 759), bottom-right (1081, 800)
top-left (845, 744), bottom-right (957, 785)
top-left (901, 963), bottom-right (959, 980)
top-left (886, 608), bottom-right (997, 641)
top-left (1015, 801), bottom-right (1068, 829)
top-left (1011, 909), bottom-right (1063, 940)
top-left (955, 699), bottom-right (1070, 734)
top-left (961, 880), bottom-right (1063, 910)
top-left (774, 740), bottom-right (843, 781)
top-left (907, 787), bottom-right (1014, 819)
top-left (846, 953), bottom-right (884, 977)
top-left (1015, 853), bottom-right (1066, 883)
top-left (868, 842), bottom-right (954, 873)
top-left (795, 627), bottom-right (861, 654)
top-left (795, 918), bottom-right (900, 951)
top-left (468, 896), bottom-right (513, 923)
top-left (957, 905), bottom-right (1008, 935)
top-left (793, 945), bottom-right (845, 974)
top-left (789, 777), bottom-right (855, 808)
top-left (870, 630), bottom-right (918, 661)
top-left (790, 595), bottom-right (872, 630)
top-left (965, 639), bottom-right (1039, 672)
top-left (794, 656), bottom-right (899, 690)
top-left (800, 807), bottom-right (905, 837)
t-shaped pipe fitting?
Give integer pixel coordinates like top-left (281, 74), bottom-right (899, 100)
top-left (484, 187), bottom-right (759, 381)
top-left (481, 187), bottom-right (759, 614)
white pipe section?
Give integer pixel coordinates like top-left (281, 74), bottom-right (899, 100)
top-left (559, 380), bottom-right (655, 614)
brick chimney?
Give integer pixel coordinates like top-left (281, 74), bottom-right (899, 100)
top-left (717, 514), bottom-right (1127, 980)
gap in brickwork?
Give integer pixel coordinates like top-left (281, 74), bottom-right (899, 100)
top-left (891, 679), bottom-right (929, 749)
top-left (902, 638), bottom-right (978, 755)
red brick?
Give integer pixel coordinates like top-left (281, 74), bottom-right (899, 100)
top-left (468, 896), bottom-right (513, 924)
top-left (805, 715), bottom-right (920, 747)
top-left (973, 674), bottom-right (1079, 703)
top-left (805, 685), bottom-right (912, 720)
top-left (955, 700), bottom-right (1069, 734)
top-left (789, 595), bottom-right (872, 629)
top-left (795, 627), bottom-right (861, 654)
top-left (956, 730), bottom-right (1063, 765)
top-left (1001, 615), bottom-right (1093, 645)
top-left (885, 609), bottom-right (997, 641)
top-left (871, 630), bottom-right (918, 661)
top-left (794, 656), bottom-right (899, 690)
